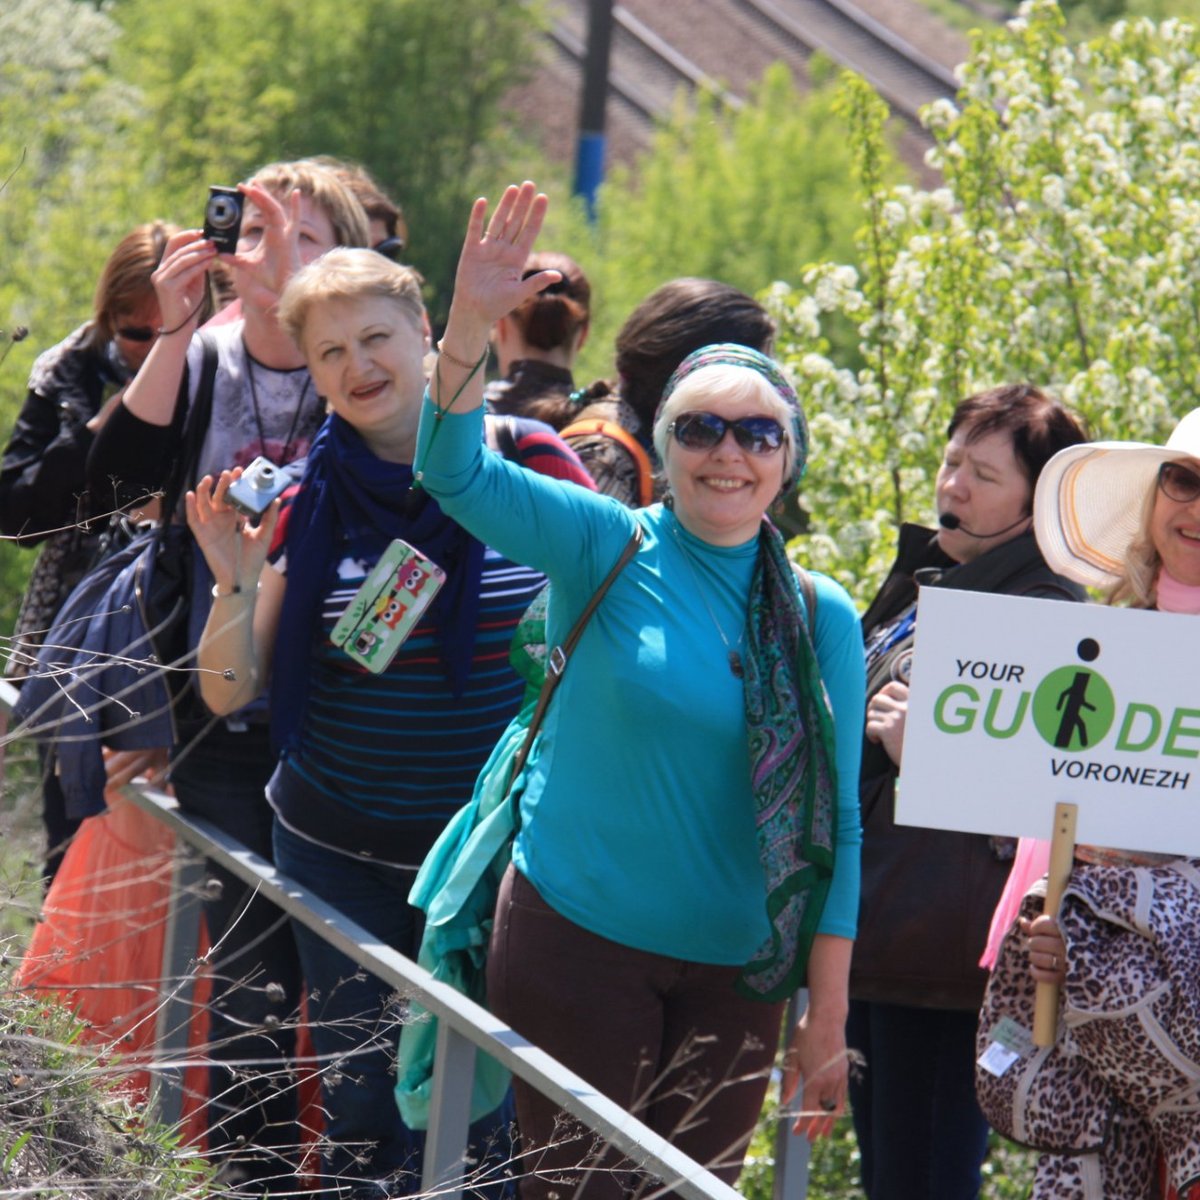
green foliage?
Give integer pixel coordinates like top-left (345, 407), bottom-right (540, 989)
top-left (774, 0), bottom-right (1200, 604)
top-left (0, 0), bottom-right (144, 380)
top-left (0, 0), bottom-right (147, 630)
top-left (539, 62), bottom-right (900, 387)
top-left (110, 0), bottom-right (549, 321)
top-left (737, 1097), bottom-right (1036, 1198)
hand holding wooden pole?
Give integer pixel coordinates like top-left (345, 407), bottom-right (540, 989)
top-left (1033, 802), bottom-right (1078, 1047)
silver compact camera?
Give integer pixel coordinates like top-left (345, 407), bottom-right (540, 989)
top-left (203, 185), bottom-right (243, 254)
top-left (226, 456), bottom-right (290, 518)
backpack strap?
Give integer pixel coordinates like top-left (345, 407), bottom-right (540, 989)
top-left (483, 413), bottom-right (522, 463)
top-left (559, 417), bottom-right (654, 507)
top-left (508, 523), bottom-right (644, 798)
top-left (160, 330), bottom-right (220, 519)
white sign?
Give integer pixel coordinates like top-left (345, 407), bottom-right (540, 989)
top-left (899, 589), bottom-right (1200, 855)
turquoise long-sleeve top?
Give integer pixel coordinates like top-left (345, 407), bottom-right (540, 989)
top-left (416, 395), bottom-right (864, 964)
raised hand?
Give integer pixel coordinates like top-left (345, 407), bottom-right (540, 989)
top-left (224, 182), bottom-right (303, 304)
top-left (185, 470), bottom-right (280, 595)
top-left (151, 229), bottom-right (218, 340)
top-left (446, 182), bottom-right (560, 345)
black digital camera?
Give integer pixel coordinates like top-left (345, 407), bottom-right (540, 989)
top-left (226, 456), bottom-right (290, 518)
top-left (203, 185), bottom-right (243, 254)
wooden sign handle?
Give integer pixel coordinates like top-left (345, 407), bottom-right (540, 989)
top-left (1033, 802), bottom-right (1078, 1047)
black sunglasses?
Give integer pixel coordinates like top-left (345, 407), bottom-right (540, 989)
top-left (669, 411), bottom-right (785, 456)
top-left (115, 325), bottom-right (157, 343)
top-left (1158, 460), bottom-right (1200, 504)
top-left (372, 236), bottom-right (407, 262)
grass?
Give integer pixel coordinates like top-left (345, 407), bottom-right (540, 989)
top-left (0, 752), bottom-right (217, 1198)
top-left (0, 977), bottom-right (216, 1197)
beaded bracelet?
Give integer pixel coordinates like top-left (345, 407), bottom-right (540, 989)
top-left (436, 339), bottom-right (488, 372)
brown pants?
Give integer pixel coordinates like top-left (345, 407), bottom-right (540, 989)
top-left (487, 865), bottom-right (785, 1200)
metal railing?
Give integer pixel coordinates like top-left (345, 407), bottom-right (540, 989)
top-left (4, 679), bottom-right (811, 1200)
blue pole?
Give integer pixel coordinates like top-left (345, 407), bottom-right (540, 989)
top-left (574, 132), bottom-right (607, 222)
top-left (573, 0), bottom-right (614, 224)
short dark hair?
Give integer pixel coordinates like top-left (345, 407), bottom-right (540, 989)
top-left (948, 383), bottom-right (1089, 488)
top-left (614, 278), bottom-right (775, 427)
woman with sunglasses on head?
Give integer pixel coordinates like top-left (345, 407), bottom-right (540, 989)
top-left (982, 411), bottom-right (1200, 1199)
top-left (847, 385), bottom-right (1088, 1200)
top-left (0, 220), bottom-right (181, 879)
top-left (415, 183), bottom-right (865, 1198)
top-left (303, 155), bottom-right (409, 260)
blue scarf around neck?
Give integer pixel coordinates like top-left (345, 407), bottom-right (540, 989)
top-left (269, 413), bottom-right (484, 753)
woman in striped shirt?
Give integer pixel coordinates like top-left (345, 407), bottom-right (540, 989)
top-left (186, 246), bottom-right (593, 1197)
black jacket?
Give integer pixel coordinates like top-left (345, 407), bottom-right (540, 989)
top-left (0, 324), bottom-right (129, 542)
top-left (851, 524), bottom-right (1084, 1009)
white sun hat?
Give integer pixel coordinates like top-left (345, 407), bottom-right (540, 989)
top-left (1033, 408), bottom-right (1200, 590)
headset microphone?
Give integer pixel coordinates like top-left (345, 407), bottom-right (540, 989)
top-left (938, 511), bottom-right (1030, 539)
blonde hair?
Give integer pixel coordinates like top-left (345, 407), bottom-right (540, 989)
top-left (300, 155), bottom-right (407, 245)
top-left (278, 248), bottom-right (425, 349)
top-left (1108, 479), bottom-right (1162, 609)
top-left (247, 160), bottom-right (370, 250)
top-left (652, 363), bottom-right (795, 480)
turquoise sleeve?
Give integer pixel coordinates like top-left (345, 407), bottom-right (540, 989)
top-left (810, 573), bottom-right (865, 939)
top-left (414, 390), bottom-right (634, 614)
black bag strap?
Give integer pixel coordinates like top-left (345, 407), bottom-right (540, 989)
top-left (508, 522), bottom-right (644, 793)
top-left (160, 330), bottom-right (220, 521)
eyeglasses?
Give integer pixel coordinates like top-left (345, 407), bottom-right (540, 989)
top-left (1157, 460), bottom-right (1200, 504)
top-left (669, 411), bottom-right (785, 456)
top-left (115, 325), bottom-right (157, 343)
top-left (372, 236), bottom-right (406, 262)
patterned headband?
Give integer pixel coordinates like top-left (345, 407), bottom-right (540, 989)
top-left (659, 343), bottom-right (809, 482)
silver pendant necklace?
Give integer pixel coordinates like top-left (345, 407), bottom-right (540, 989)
top-left (244, 339), bottom-right (311, 464)
top-left (670, 522), bottom-right (746, 678)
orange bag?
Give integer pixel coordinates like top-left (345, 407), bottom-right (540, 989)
top-left (16, 793), bottom-right (324, 1174)
top-left (16, 795), bottom-right (212, 1141)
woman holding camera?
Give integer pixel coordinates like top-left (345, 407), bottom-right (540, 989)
top-left (412, 182), bottom-right (864, 1198)
top-left (85, 159), bottom-right (370, 1193)
top-left (186, 246), bottom-right (594, 1195)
